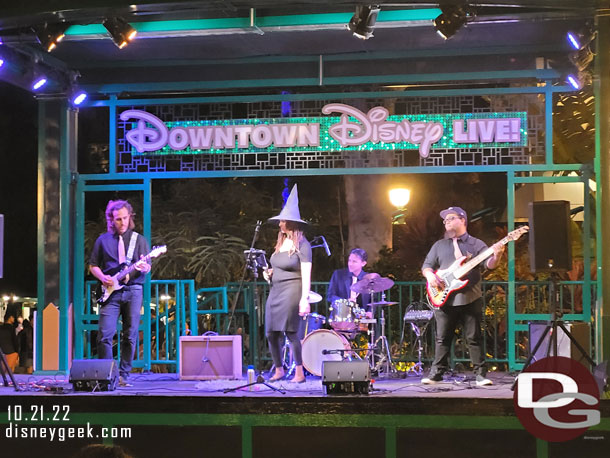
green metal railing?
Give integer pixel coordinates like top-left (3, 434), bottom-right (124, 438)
top-left (72, 279), bottom-right (594, 373)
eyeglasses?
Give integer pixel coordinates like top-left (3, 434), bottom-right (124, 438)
top-left (443, 216), bottom-right (461, 224)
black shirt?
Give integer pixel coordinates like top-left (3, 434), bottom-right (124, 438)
top-left (89, 229), bottom-right (150, 285)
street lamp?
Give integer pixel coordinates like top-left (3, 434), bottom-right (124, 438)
top-left (389, 188), bottom-right (411, 224)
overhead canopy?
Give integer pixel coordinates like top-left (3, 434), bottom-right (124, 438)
top-left (0, 1), bottom-right (595, 98)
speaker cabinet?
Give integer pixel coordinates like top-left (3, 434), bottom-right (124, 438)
top-left (70, 359), bottom-right (118, 391)
top-left (528, 200), bottom-right (572, 272)
top-left (528, 322), bottom-right (591, 364)
top-left (179, 335), bottom-right (242, 380)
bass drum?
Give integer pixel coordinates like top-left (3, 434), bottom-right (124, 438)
top-left (301, 329), bottom-right (351, 377)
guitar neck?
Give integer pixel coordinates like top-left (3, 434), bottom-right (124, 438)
top-left (453, 235), bottom-right (511, 279)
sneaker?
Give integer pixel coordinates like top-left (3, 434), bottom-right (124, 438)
top-left (118, 376), bottom-right (133, 387)
top-left (421, 373), bottom-right (444, 384)
top-left (475, 375), bottom-right (493, 386)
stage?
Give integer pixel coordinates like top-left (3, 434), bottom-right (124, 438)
top-left (1, 372), bottom-right (609, 458)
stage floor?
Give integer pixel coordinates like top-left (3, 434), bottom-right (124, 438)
top-left (1, 370), bottom-right (516, 398)
top-left (1, 371), bottom-right (608, 458)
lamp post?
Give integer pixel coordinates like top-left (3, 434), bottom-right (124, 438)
top-left (389, 188), bottom-right (411, 250)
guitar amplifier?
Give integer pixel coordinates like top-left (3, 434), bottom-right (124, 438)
top-left (179, 335), bottom-right (242, 380)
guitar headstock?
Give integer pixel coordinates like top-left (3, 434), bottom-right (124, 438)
top-left (507, 225), bottom-right (529, 241)
top-left (150, 245), bottom-right (168, 258)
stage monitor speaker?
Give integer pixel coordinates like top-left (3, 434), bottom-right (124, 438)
top-left (528, 322), bottom-right (591, 364)
top-left (69, 359), bottom-right (118, 391)
top-left (528, 200), bottom-right (572, 272)
top-left (322, 360), bottom-right (370, 395)
top-left (0, 214), bottom-right (3, 278)
top-left (179, 335), bottom-right (242, 380)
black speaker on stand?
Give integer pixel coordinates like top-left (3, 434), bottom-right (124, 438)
top-left (511, 200), bottom-right (595, 390)
top-left (70, 359), bottom-right (119, 391)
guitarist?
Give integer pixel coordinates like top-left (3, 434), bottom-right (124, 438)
top-left (89, 199), bottom-right (151, 387)
top-left (421, 206), bottom-right (504, 386)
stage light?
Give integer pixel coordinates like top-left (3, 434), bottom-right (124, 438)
top-left (72, 91), bottom-right (88, 106)
top-left (347, 5), bottom-right (380, 40)
top-left (433, 4), bottom-right (474, 40)
top-left (103, 17), bottom-right (137, 49)
top-left (0, 59), bottom-right (4, 68)
top-left (33, 23), bottom-right (69, 52)
top-left (32, 76), bottom-right (48, 90)
top-left (566, 29), bottom-right (595, 51)
top-left (567, 74), bottom-right (581, 90)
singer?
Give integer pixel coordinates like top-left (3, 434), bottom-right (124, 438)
top-left (327, 248), bottom-right (372, 311)
top-left (264, 184), bottom-right (311, 384)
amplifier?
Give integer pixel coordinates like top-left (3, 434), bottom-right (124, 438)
top-left (179, 335), bottom-right (242, 380)
top-left (322, 360), bottom-right (370, 395)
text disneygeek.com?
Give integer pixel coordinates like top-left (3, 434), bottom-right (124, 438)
top-left (4, 423), bottom-right (132, 441)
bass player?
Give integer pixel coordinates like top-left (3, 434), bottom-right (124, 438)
top-left (421, 206), bottom-right (504, 386)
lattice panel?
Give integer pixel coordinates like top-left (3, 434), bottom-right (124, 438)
top-left (115, 94), bottom-right (544, 173)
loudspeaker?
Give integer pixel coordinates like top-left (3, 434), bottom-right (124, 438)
top-left (322, 360), bottom-right (370, 395)
top-left (69, 359), bottom-right (118, 391)
top-left (179, 335), bottom-right (242, 380)
top-left (528, 322), bottom-right (591, 364)
top-left (528, 200), bottom-right (572, 272)
top-left (0, 214), bottom-right (4, 278)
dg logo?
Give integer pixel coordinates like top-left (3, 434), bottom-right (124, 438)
top-left (513, 356), bottom-right (601, 442)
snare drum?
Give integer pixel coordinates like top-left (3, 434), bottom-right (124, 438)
top-left (297, 313), bottom-right (326, 340)
top-left (329, 299), bottom-right (359, 332)
top-left (301, 329), bottom-right (351, 377)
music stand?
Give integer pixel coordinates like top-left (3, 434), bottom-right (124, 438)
top-left (224, 247), bottom-right (285, 394)
top-left (402, 301), bottom-right (434, 376)
top-left (0, 348), bottom-right (20, 391)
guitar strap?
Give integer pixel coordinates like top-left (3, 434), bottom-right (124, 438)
top-left (125, 232), bottom-right (139, 265)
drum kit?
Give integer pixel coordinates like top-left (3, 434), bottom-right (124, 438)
top-left (298, 273), bottom-right (399, 377)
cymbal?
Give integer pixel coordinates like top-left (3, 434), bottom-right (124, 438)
top-left (368, 301), bottom-right (398, 307)
top-left (307, 291), bottom-right (322, 303)
top-left (351, 275), bottom-right (395, 294)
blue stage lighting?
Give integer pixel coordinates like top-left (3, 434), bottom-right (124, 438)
top-left (32, 77), bottom-right (48, 90)
top-left (0, 59), bottom-right (4, 68)
top-left (567, 32), bottom-right (581, 50)
top-left (566, 74), bottom-right (581, 90)
top-left (72, 91), bottom-right (88, 105)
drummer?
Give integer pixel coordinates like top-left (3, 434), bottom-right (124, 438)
top-left (327, 248), bottom-right (372, 314)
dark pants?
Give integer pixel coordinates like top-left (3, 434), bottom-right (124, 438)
top-left (267, 331), bottom-right (303, 367)
top-left (97, 285), bottom-right (143, 378)
top-left (430, 298), bottom-right (486, 376)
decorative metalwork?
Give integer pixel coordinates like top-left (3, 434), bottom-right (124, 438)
top-left (114, 95), bottom-right (544, 172)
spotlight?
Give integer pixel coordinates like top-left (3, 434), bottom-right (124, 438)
top-left (32, 77), bottom-right (48, 91)
top-left (33, 22), bottom-right (69, 52)
top-left (103, 17), bottom-right (137, 49)
top-left (433, 4), bottom-right (475, 40)
top-left (72, 91), bottom-right (88, 106)
top-left (566, 29), bottom-right (595, 51)
top-left (566, 71), bottom-right (592, 90)
top-left (0, 59), bottom-right (4, 68)
top-left (347, 5), bottom-right (380, 40)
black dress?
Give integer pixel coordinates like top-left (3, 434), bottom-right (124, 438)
top-left (265, 239), bottom-right (312, 334)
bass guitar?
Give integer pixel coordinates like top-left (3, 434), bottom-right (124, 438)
top-left (96, 245), bottom-right (167, 306)
top-left (426, 226), bottom-right (529, 307)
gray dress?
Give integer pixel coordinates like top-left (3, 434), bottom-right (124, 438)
top-left (265, 239), bottom-right (312, 333)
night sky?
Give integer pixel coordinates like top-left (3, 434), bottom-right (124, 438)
top-left (0, 82), bottom-right (37, 297)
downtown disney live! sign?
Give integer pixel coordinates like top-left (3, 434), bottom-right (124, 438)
top-left (120, 103), bottom-right (527, 157)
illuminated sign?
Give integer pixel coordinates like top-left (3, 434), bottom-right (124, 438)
top-left (120, 103), bottom-right (527, 157)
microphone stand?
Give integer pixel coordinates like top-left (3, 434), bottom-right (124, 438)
top-left (0, 348), bottom-right (20, 391)
top-left (224, 221), bottom-right (262, 335)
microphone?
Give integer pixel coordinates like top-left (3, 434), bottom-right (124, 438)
top-left (252, 220), bottom-right (262, 243)
top-left (320, 236), bottom-right (331, 257)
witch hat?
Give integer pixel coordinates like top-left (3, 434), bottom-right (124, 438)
top-left (268, 184), bottom-right (308, 224)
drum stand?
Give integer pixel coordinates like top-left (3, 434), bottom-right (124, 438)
top-left (371, 307), bottom-right (396, 376)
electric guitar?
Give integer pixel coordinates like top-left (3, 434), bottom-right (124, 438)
top-left (426, 226), bottom-right (529, 307)
top-left (96, 245), bottom-right (167, 305)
